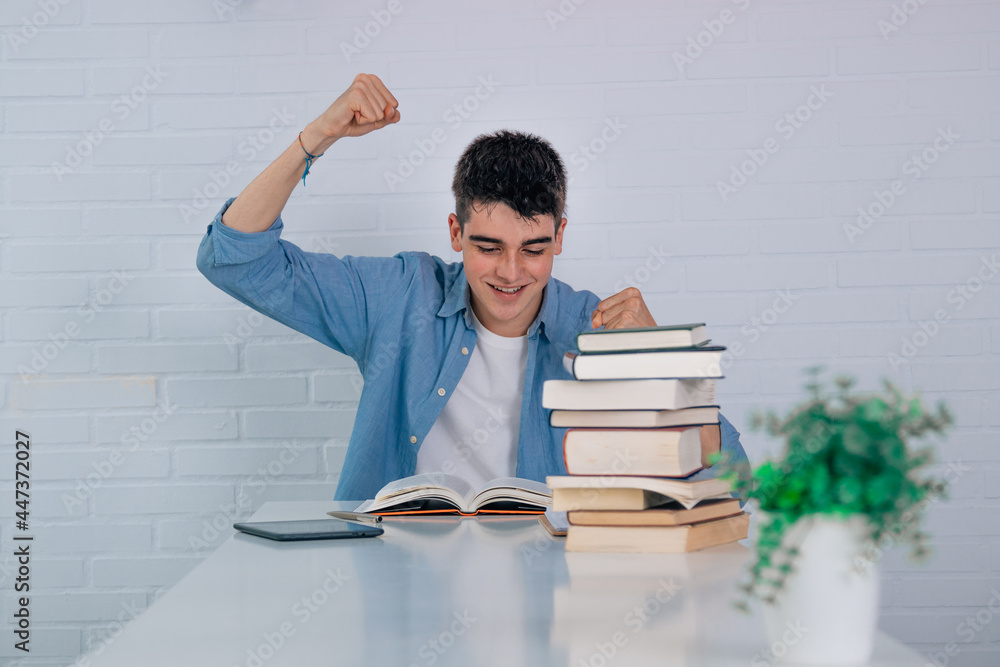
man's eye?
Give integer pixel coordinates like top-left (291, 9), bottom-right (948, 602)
top-left (478, 246), bottom-right (500, 254)
top-left (524, 249), bottom-right (545, 256)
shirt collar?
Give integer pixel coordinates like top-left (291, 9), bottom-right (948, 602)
top-left (437, 264), bottom-right (558, 339)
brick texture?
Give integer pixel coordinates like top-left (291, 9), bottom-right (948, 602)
top-left (0, 1), bottom-right (997, 664)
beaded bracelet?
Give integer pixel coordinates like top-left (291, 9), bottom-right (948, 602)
top-left (297, 132), bottom-right (324, 186)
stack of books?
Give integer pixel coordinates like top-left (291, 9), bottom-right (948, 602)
top-left (542, 323), bottom-right (749, 553)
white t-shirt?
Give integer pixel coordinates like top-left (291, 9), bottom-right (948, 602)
top-left (414, 308), bottom-right (528, 489)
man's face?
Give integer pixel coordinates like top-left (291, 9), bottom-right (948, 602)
top-left (449, 202), bottom-right (566, 338)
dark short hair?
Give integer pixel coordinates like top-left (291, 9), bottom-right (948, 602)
top-left (451, 129), bottom-right (567, 230)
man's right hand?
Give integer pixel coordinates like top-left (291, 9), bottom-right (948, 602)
top-left (313, 73), bottom-right (400, 141)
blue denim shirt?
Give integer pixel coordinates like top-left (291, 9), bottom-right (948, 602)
top-left (197, 197), bottom-right (749, 500)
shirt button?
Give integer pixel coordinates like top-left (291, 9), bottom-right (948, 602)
top-left (461, 347), bottom-right (469, 355)
top-left (410, 435), bottom-right (417, 444)
top-left (437, 387), bottom-right (446, 396)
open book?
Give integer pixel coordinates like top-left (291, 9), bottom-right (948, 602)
top-left (354, 473), bottom-right (552, 516)
top-left (547, 471), bottom-right (732, 511)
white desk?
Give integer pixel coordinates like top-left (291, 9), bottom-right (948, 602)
top-left (87, 502), bottom-right (925, 667)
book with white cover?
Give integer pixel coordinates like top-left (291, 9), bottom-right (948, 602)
top-left (542, 378), bottom-right (715, 411)
top-left (549, 405), bottom-right (719, 429)
top-left (563, 426), bottom-right (704, 477)
top-left (571, 346), bottom-right (726, 380)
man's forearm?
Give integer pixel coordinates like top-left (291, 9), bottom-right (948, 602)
top-left (218, 74), bottom-right (400, 234)
top-left (220, 122), bottom-right (337, 234)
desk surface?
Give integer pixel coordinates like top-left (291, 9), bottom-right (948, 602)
top-left (88, 501), bottom-right (924, 667)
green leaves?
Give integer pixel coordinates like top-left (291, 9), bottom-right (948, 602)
top-left (730, 372), bottom-right (952, 611)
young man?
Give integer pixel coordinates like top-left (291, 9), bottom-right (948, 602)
top-left (197, 74), bottom-right (748, 500)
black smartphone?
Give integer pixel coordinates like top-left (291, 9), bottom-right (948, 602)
top-left (233, 518), bottom-right (384, 542)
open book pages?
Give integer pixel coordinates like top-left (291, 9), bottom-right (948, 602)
top-left (355, 473), bottom-right (552, 515)
top-left (546, 473), bottom-right (732, 510)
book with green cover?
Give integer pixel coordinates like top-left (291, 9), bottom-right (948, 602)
top-left (576, 323), bottom-right (708, 353)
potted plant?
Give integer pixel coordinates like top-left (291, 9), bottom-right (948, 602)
top-left (731, 370), bottom-right (952, 664)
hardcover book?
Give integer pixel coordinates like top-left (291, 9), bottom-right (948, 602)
top-left (569, 346), bottom-right (726, 381)
top-left (565, 513), bottom-right (750, 554)
top-left (542, 378), bottom-right (716, 411)
top-left (562, 426), bottom-right (704, 478)
top-left (576, 323), bottom-right (708, 353)
top-left (549, 405), bottom-right (720, 429)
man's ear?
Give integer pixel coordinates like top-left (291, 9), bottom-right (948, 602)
top-left (553, 217), bottom-right (567, 256)
top-left (448, 213), bottom-right (463, 252)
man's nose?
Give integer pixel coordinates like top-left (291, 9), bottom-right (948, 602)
top-left (496, 251), bottom-right (520, 281)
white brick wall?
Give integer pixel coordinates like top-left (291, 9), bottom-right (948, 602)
top-left (0, 0), bottom-right (998, 664)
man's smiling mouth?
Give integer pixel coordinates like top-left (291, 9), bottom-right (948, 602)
top-left (489, 283), bottom-right (524, 294)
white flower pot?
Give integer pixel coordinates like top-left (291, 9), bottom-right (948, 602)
top-left (761, 515), bottom-right (879, 665)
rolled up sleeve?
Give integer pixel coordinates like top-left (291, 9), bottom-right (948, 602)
top-left (198, 197), bottom-right (284, 266)
top-left (195, 197), bottom-right (393, 362)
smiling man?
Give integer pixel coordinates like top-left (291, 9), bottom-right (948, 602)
top-left (197, 74), bottom-right (747, 499)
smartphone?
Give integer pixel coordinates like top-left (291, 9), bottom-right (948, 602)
top-left (233, 518), bottom-right (384, 542)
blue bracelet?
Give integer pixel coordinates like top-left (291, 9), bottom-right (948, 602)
top-left (297, 132), bottom-right (324, 186)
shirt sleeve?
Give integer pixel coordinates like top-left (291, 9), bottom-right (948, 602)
top-left (196, 197), bottom-right (402, 362)
top-left (718, 412), bottom-right (751, 487)
top-left (684, 412), bottom-right (752, 506)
